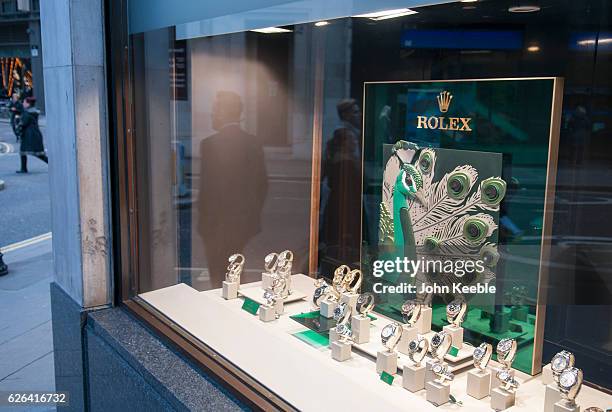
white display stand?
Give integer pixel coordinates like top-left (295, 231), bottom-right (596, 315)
top-left (402, 364), bottom-right (426, 392)
top-left (425, 380), bottom-right (450, 406)
top-left (351, 315), bottom-right (370, 344)
top-left (467, 370), bottom-right (491, 400)
top-left (320, 299), bottom-right (338, 318)
top-left (491, 387), bottom-right (516, 410)
top-left (222, 281), bottom-right (239, 300)
top-left (396, 325), bottom-right (418, 355)
top-left (442, 324), bottom-right (464, 350)
top-left (329, 327), bottom-right (340, 343)
top-left (542, 363), bottom-right (554, 385)
top-left (425, 359), bottom-right (439, 383)
top-left (376, 351), bottom-right (398, 375)
top-left (274, 300), bottom-right (284, 315)
top-left (331, 341), bottom-right (352, 362)
top-left (261, 272), bottom-right (275, 289)
top-left (339, 292), bottom-right (359, 313)
top-left (544, 384), bottom-right (563, 412)
top-left (553, 400), bottom-right (580, 412)
top-left (416, 307), bottom-right (432, 334)
top-left (259, 305), bottom-right (276, 322)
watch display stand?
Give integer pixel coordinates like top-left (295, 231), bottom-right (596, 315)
top-left (397, 325), bottom-right (418, 355)
top-left (339, 292), bottom-right (359, 313)
top-left (261, 272), bottom-right (274, 289)
top-left (416, 307), bottom-right (432, 334)
top-left (542, 364), bottom-right (554, 385)
top-left (320, 299), bottom-right (338, 318)
top-left (351, 315), bottom-right (370, 344)
top-left (553, 400), bottom-right (580, 412)
top-left (466, 369), bottom-right (491, 399)
top-left (259, 306), bottom-right (276, 322)
top-left (376, 350), bottom-right (398, 375)
top-left (490, 387), bottom-right (515, 410)
top-left (402, 364), bottom-right (426, 392)
top-left (544, 384), bottom-right (562, 412)
top-left (442, 324), bottom-right (464, 349)
top-left (331, 341), bottom-right (352, 362)
top-left (425, 359), bottom-right (438, 383)
top-left (329, 327), bottom-right (340, 343)
top-left (425, 380), bottom-right (450, 406)
top-left (274, 300), bottom-right (284, 315)
top-left (222, 281), bottom-right (238, 300)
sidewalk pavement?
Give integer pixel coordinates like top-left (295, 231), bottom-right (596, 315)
top-left (0, 236), bottom-right (55, 411)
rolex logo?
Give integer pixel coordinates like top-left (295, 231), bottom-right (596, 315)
top-left (416, 90), bottom-right (472, 132)
top-left (437, 91), bottom-right (453, 113)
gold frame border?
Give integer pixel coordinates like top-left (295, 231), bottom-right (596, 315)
top-left (359, 77), bottom-right (563, 375)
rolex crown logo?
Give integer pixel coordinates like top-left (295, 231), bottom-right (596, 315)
top-left (437, 91), bottom-right (453, 113)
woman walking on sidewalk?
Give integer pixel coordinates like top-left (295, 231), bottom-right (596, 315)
top-left (16, 96), bottom-right (48, 174)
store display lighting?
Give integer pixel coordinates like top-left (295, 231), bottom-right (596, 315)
top-left (508, 5), bottom-right (541, 13)
top-left (354, 8), bottom-right (418, 20)
top-left (250, 27), bottom-right (292, 34)
top-left (577, 37), bottom-right (612, 46)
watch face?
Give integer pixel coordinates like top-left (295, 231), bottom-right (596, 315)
top-left (381, 324), bottom-right (395, 338)
top-left (432, 363), bottom-right (443, 374)
top-left (498, 370), bottom-right (511, 381)
top-left (401, 301), bottom-right (416, 314)
top-left (551, 352), bottom-right (570, 372)
top-left (559, 369), bottom-right (577, 389)
top-left (431, 333), bottom-right (442, 347)
top-left (263, 290), bottom-right (273, 300)
top-left (497, 338), bottom-right (513, 353)
top-left (409, 340), bottom-right (418, 351)
top-left (336, 323), bottom-right (350, 335)
top-left (473, 346), bottom-right (485, 360)
top-left (333, 305), bottom-right (344, 320)
top-left (447, 302), bottom-right (461, 315)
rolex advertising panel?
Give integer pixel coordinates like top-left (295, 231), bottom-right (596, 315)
top-left (362, 78), bottom-right (563, 375)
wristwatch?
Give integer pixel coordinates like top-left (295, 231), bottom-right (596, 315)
top-left (355, 293), bottom-right (375, 316)
top-left (496, 338), bottom-right (517, 368)
top-left (430, 331), bottom-right (452, 361)
top-left (446, 298), bottom-right (467, 328)
top-left (401, 300), bottom-right (421, 326)
top-left (381, 322), bottom-right (402, 352)
top-left (558, 367), bottom-right (583, 405)
top-left (407, 336), bottom-right (428, 367)
top-left (473, 342), bottom-right (493, 371)
top-left (551, 350), bottom-right (575, 383)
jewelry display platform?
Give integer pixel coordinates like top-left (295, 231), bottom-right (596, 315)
top-left (140, 275), bottom-right (612, 411)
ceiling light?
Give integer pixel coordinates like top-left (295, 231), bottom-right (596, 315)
top-left (460, 0), bottom-right (478, 2)
top-left (508, 5), bottom-right (541, 13)
top-left (354, 8), bottom-right (418, 20)
top-left (577, 38), bottom-right (612, 46)
top-left (250, 27), bottom-right (292, 34)
top-left (527, 45), bottom-right (540, 52)
top-left (314, 21), bottom-right (330, 27)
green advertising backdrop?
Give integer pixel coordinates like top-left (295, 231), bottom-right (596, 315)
top-left (361, 78), bottom-right (561, 374)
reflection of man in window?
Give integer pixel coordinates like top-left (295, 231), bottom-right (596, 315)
top-left (198, 91), bottom-right (268, 288)
top-left (321, 99), bottom-right (362, 268)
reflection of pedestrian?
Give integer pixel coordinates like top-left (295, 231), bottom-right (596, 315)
top-left (198, 91), bottom-right (268, 288)
top-left (320, 99), bottom-right (362, 266)
top-left (16, 97), bottom-right (48, 174)
top-left (8, 92), bottom-right (23, 142)
top-left (0, 252), bottom-right (7, 276)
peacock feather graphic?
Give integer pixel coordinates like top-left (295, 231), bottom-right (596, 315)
top-left (380, 140), bottom-right (506, 301)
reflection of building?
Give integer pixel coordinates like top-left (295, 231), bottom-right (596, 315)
top-left (0, 0), bottom-right (44, 111)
